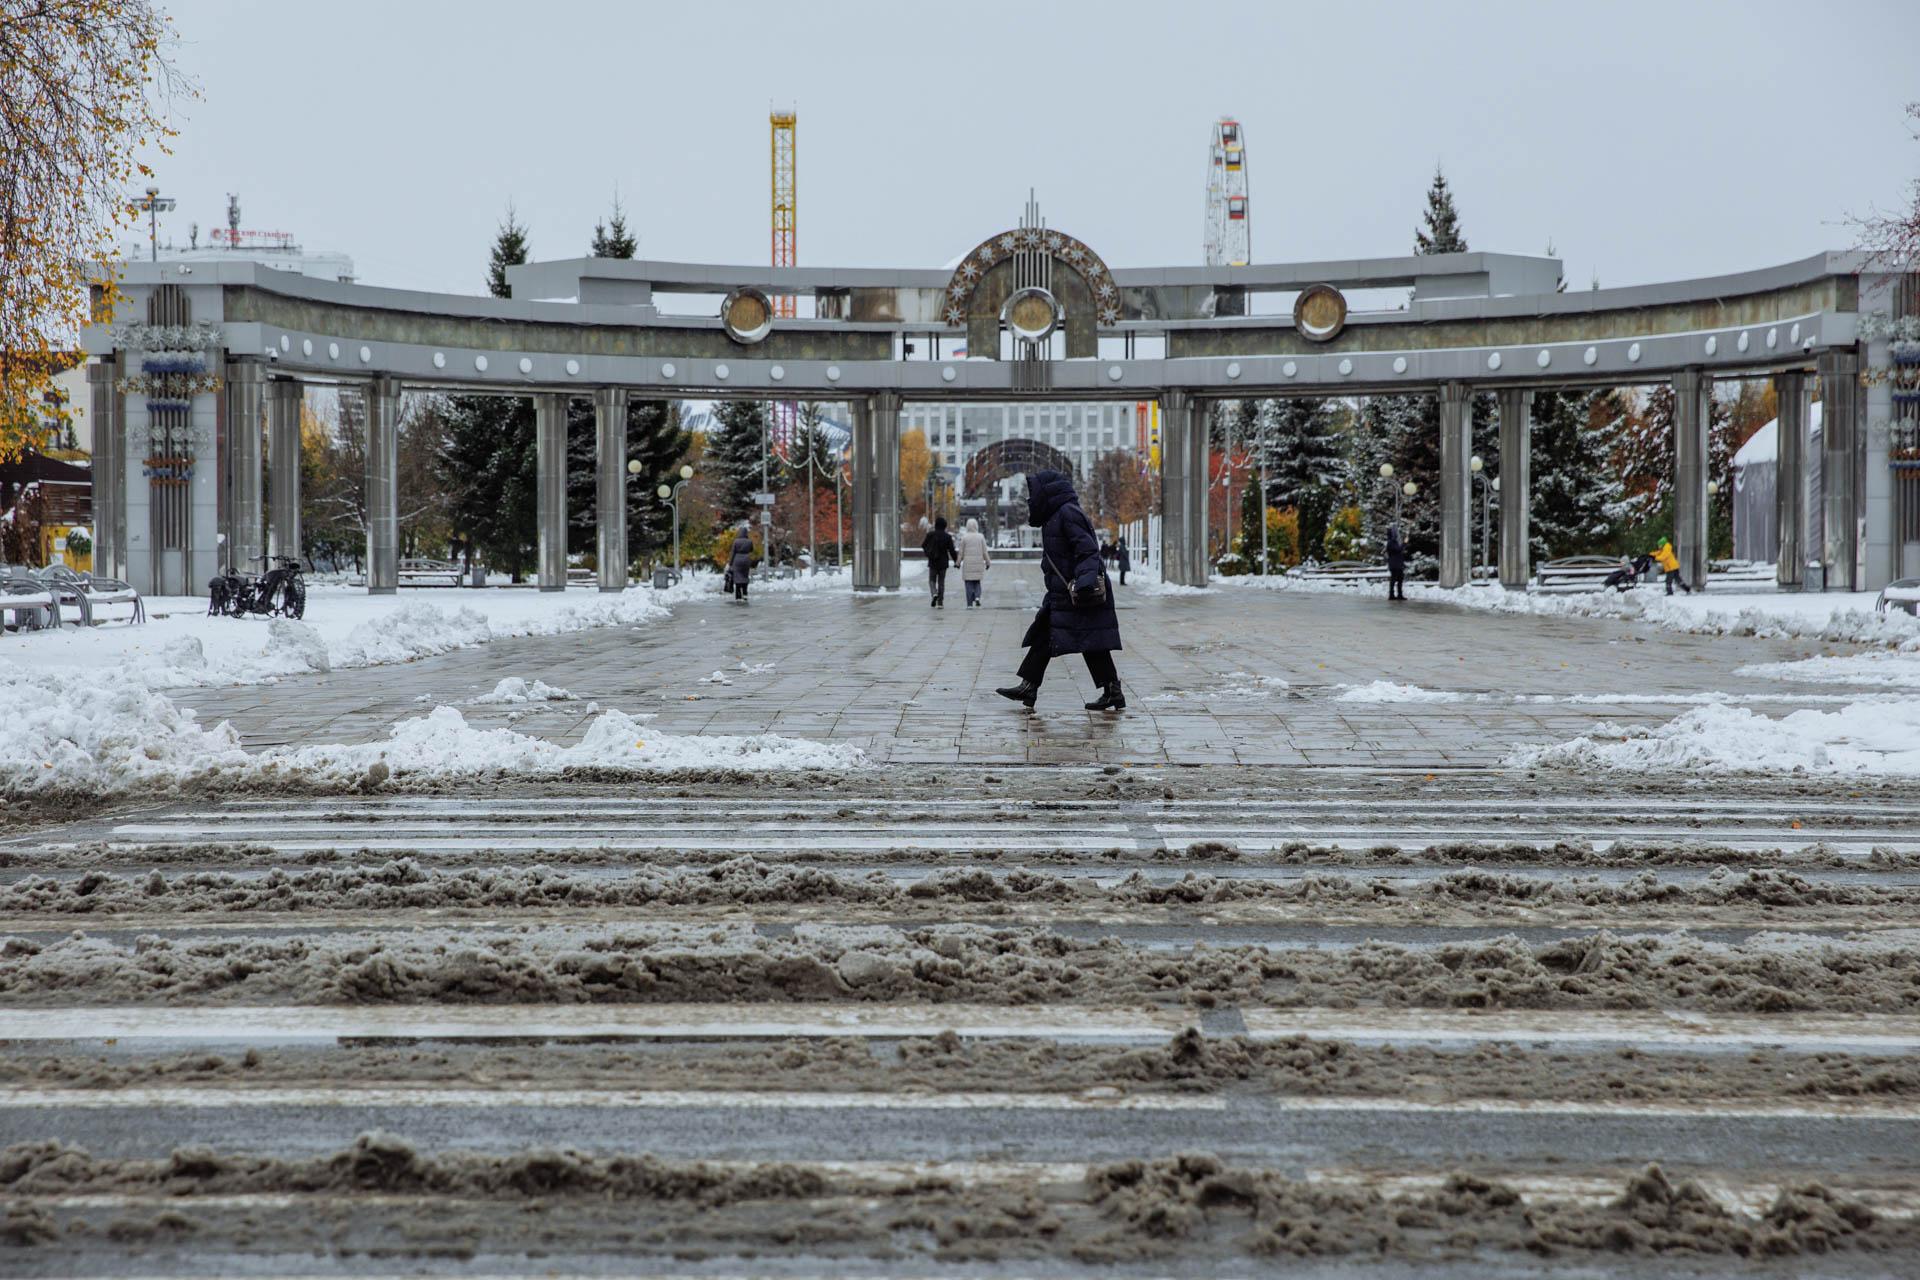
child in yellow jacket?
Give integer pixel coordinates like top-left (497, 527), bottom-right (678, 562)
top-left (1651, 539), bottom-right (1690, 595)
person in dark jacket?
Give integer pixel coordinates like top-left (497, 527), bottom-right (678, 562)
top-left (1114, 536), bottom-right (1132, 586)
top-left (727, 523), bottom-right (755, 603)
top-left (995, 470), bottom-right (1125, 711)
top-left (921, 515), bottom-right (958, 608)
top-left (1385, 527), bottom-right (1407, 601)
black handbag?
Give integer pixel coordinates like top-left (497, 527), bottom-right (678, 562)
top-left (1043, 552), bottom-right (1108, 609)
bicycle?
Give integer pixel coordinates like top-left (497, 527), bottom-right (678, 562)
top-left (208, 555), bottom-right (308, 619)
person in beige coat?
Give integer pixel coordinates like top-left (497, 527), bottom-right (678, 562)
top-left (958, 517), bottom-right (991, 608)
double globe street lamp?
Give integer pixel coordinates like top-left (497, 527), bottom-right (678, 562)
top-left (1379, 463), bottom-right (1418, 534)
top-left (637, 461), bottom-right (696, 583)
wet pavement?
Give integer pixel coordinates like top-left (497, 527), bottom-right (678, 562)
top-left (169, 565), bottom-right (1861, 766)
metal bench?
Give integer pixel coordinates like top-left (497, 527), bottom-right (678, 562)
top-left (36, 566), bottom-right (145, 625)
top-left (1289, 560), bottom-right (1389, 584)
top-left (1536, 556), bottom-right (1637, 593)
top-left (396, 557), bottom-right (467, 588)
top-left (0, 576), bottom-right (60, 633)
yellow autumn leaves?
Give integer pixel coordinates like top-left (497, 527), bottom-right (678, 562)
top-left (0, 1), bottom-right (187, 461)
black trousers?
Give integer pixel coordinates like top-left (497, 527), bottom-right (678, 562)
top-left (1017, 610), bottom-right (1117, 688)
top-left (1664, 569), bottom-right (1691, 595)
top-left (1388, 570), bottom-right (1405, 600)
top-left (929, 565), bottom-right (948, 602)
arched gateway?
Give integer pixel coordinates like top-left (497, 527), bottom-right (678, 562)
top-left (80, 194), bottom-right (1913, 597)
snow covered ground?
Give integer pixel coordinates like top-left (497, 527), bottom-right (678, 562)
top-left (1512, 701), bottom-right (1920, 777)
top-left (0, 572), bottom-right (865, 799)
top-left (1, 572), bottom-right (849, 691)
top-left (1221, 574), bottom-right (1920, 651)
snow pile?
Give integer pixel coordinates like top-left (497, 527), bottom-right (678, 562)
top-left (0, 679), bottom-right (870, 797)
top-left (0, 666), bottom-right (248, 796)
top-left (1336, 680), bottom-right (1467, 704)
top-left (471, 677), bottom-right (576, 704)
top-left (698, 670), bottom-right (733, 686)
top-left (264, 619), bottom-right (331, 673)
top-left (276, 706), bottom-right (869, 782)
top-left (1738, 651), bottom-right (1920, 689)
top-left (1224, 574), bottom-right (1920, 650)
top-left (1511, 700), bottom-right (1920, 776)
top-left (333, 602), bottom-right (492, 668)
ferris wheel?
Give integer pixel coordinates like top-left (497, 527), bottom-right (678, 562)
top-left (1203, 117), bottom-right (1250, 268)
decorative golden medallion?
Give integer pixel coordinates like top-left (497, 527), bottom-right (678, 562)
top-left (1293, 283), bottom-right (1347, 343)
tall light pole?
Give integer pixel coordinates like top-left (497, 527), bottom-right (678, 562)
top-left (1489, 475), bottom-right (1500, 579)
top-left (132, 186), bottom-right (175, 262)
top-left (1470, 454), bottom-right (1491, 576)
top-left (650, 462), bottom-right (694, 582)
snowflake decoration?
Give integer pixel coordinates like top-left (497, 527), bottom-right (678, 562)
top-left (960, 262), bottom-right (977, 280)
top-left (945, 307), bottom-right (964, 325)
top-left (999, 234), bottom-right (1018, 250)
top-left (1098, 283), bottom-right (1115, 299)
top-left (1045, 233), bottom-right (1062, 250)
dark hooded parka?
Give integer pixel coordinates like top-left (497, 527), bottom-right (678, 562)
top-left (1021, 469), bottom-right (1122, 655)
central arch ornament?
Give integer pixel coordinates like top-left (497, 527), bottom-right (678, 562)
top-left (962, 437), bottom-right (1075, 499)
top-left (942, 197), bottom-right (1120, 361)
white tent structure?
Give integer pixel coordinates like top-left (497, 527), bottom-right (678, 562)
top-left (1732, 401), bottom-right (1822, 565)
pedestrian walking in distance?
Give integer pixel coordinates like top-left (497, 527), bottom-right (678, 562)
top-left (727, 522), bottom-right (755, 603)
top-left (1385, 526), bottom-right (1407, 601)
top-left (958, 517), bottom-right (991, 608)
top-left (996, 469), bottom-right (1125, 711)
top-left (1651, 538), bottom-right (1691, 594)
top-left (1113, 535), bottom-right (1132, 586)
top-left (921, 515), bottom-right (958, 608)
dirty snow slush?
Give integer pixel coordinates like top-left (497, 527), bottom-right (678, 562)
top-left (5, 770), bottom-right (1920, 1275)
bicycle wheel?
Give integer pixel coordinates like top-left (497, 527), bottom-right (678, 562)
top-left (285, 579), bottom-right (306, 619)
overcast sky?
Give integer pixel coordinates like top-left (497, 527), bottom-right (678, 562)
top-left (144, 0), bottom-right (1917, 298)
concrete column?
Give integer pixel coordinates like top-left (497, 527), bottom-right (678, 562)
top-left (1817, 349), bottom-right (1864, 592)
top-left (267, 379), bottom-right (303, 562)
top-left (364, 377), bottom-right (401, 594)
top-left (86, 360), bottom-right (126, 581)
top-left (594, 387), bottom-right (630, 592)
top-left (534, 392), bottom-right (569, 592)
top-left (1671, 368), bottom-right (1711, 592)
top-left (1158, 390), bottom-right (1208, 586)
top-left (224, 359), bottom-right (265, 575)
top-left (1437, 381), bottom-right (1472, 588)
top-left (1773, 371), bottom-right (1807, 589)
top-left (1496, 387), bottom-right (1533, 590)
top-left (851, 392), bottom-right (902, 591)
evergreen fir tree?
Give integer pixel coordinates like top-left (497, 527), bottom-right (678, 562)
top-left (626, 399), bottom-right (694, 558)
top-left (1360, 395), bottom-right (1438, 559)
top-left (1616, 383), bottom-right (1676, 537)
top-left (1255, 398), bottom-right (1347, 558)
top-left (1528, 389), bottom-right (1622, 559)
top-left (487, 204), bottom-right (530, 299)
top-left (705, 400), bottom-right (773, 523)
top-left (1237, 469), bottom-right (1265, 569)
top-left (1414, 166), bottom-right (1468, 255)
top-left (589, 196), bottom-right (638, 259)
top-left (437, 394), bottom-right (537, 579)
top-left (440, 212), bottom-right (537, 578)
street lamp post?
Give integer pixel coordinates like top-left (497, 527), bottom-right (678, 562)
top-left (649, 462), bottom-right (695, 582)
top-left (1470, 455), bottom-right (1491, 578)
top-left (1490, 475), bottom-right (1500, 579)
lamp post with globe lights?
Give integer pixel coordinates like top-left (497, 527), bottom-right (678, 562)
top-left (1470, 455), bottom-right (1495, 578)
top-left (647, 462), bottom-right (695, 583)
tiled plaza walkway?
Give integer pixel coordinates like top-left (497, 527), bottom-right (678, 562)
top-left (174, 566), bottom-right (1860, 768)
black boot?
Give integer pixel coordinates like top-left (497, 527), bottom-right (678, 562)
top-left (996, 679), bottom-right (1038, 708)
top-left (1085, 682), bottom-right (1126, 712)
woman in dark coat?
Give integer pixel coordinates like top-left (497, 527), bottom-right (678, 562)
top-left (1114, 536), bottom-right (1132, 586)
top-left (1385, 526), bottom-right (1407, 601)
top-left (996, 469), bottom-right (1125, 711)
top-left (727, 523), bottom-right (755, 603)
